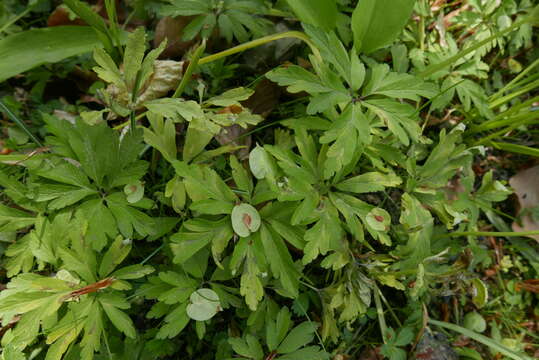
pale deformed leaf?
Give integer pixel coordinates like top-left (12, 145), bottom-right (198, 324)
top-left (186, 288), bottom-right (221, 321)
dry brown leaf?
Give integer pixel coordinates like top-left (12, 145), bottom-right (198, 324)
top-left (154, 16), bottom-right (196, 59)
top-left (509, 165), bottom-right (539, 241)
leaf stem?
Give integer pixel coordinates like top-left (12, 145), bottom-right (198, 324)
top-left (198, 31), bottom-right (322, 65)
top-left (172, 39), bottom-right (206, 99)
top-left (373, 284), bottom-right (388, 344)
top-left (436, 230), bottom-right (539, 239)
top-left (429, 319), bottom-right (533, 360)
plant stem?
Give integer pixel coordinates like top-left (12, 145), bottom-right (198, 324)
top-left (429, 319), bottom-right (533, 360)
top-left (0, 100), bottom-right (43, 147)
top-left (437, 230), bottom-right (539, 238)
top-left (373, 284), bottom-right (388, 344)
top-left (490, 57), bottom-right (539, 100)
top-left (489, 78), bottom-right (539, 109)
top-left (198, 31), bottom-right (322, 65)
top-left (173, 39), bottom-right (206, 99)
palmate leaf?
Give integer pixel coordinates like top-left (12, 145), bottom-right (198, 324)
top-left (278, 346), bottom-right (329, 360)
top-left (240, 240), bottom-right (265, 311)
top-left (228, 334), bottom-right (264, 360)
top-left (259, 224), bottom-right (300, 297)
top-left (302, 199), bottom-right (343, 265)
top-left (170, 217), bottom-right (234, 265)
top-left (123, 27), bottom-right (146, 91)
top-left (141, 272), bottom-right (197, 338)
top-left (320, 103), bottom-right (371, 178)
top-left (363, 99), bottom-right (422, 146)
top-left (143, 113), bottom-right (177, 162)
top-left (0, 204), bottom-right (34, 232)
top-left (276, 321), bottom-right (317, 354)
top-left (396, 193), bottom-right (434, 269)
top-left (363, 63), bottom-right (437, 101)
top-left (266, 65), bottom-right (333, 94)
top-left (4, 233), bottom-right (35, 277)
top-left (336, 172), bottom-right (402, 194)
top-left (99, 293), bottom-right (136, 338)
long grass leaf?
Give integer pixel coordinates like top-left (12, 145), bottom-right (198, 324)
top-left (0, 100), bottom-right (43, 147)
top-left (429, 319), bottom-right (533, 360)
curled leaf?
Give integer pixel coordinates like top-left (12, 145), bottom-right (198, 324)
top-left (231, 203), bottom-right (261, 237)
top-left (366, 208), bottom-right (391, 232)
top-left (124, 181), bottom-right (144, 203)
top-left (186, 288), bottom-right (221, 321)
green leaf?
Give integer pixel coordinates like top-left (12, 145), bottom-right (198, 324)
top-left (336, 172), bottom-right (402, 194)
top-left (63, 0), bottom-right (108, 35)
top-left (277, 322), bottom-right (317, 354)
top-left (464, 312), bottom-right (487, 333)
top-left (68, 120), bottom-right (119, 187)
top-left (205, 87), bottom-right (254, 106)
top-left (5, 234), bottom-right (34, 277)
top-left (183, 124), bottom-right (215, 163)
top-left (241, 244), bottom-right (264, 311)
top-left (363, 99), bottom-right (421, 146)
top-left (144, 113), bottom-right (177, 162)
top-left (229, 334), bottom-right (264, 360)
top-left (144, 98), bottom-right (204, 122)
top-left (170, 218), bottom-right (233, 265)
top-left (285, 0), bottom-right (337, 30)
top-left (302, 200), bottom-right (342, 264)
top-left (394, 327), bottom-right (414, 346)
top-left (230, 155), bottom-right (253, 198)
top-left (123, 27), bottom-right (146, 90)
top-left (186, 288), bottom-right (221, 321)
top-left (266, 65), bottom-right (333, 94)
top-left (352, 0), bottom-right (415, 54)
top-left (99, 236), bottom-right (132, 278)
top-left (267, 307), bottom-right (292, 351)
top-left (100, 296), bottom-right (136, 338)
top-left (0, 26), bottom-right (101, 82)
top-left (363, 63), bottom-right (437, 100)
top-left (93, 47), bottom-right (124, 90)
top-left (278, 346), bottom-right (329, 360)
top-left (77, 199), bottom-right (117, 251)
top-left (249, 145), bottom-right (277, 181)
top-left (259, 225), bottom-right (300, 297)
top-left (0, 204), bottom-right (35, 232)
top-left (190, 199), bottom-right (234, 215)
top-left (397, 193), bottom-right (434, 269)
top-left (112, 264), bottom-right (154, 280)
top-left (470, 278), bottom-right (489, 308)
top-left (155, 303), bottom-right (190, 339)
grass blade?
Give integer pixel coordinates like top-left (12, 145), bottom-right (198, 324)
top-left (490, 142), bottom-right (539, 157)
top-left (0, 100), bottom-right (43, 147)
top-left (428, 319), bottom-right (533, 360)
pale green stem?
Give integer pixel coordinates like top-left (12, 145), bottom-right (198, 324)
top-left (437, 230), bottom-right (539, 238)
top-left (489, 78), bottom-right (539, 109)
top-left (373, 284), bottom-right (388, 344)
top-left (198, 31), bottom-right (322, 65)
top-left (173, 39), bottom-right (206, 99)
top-left (490, 57), bottom-right (539, 100)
